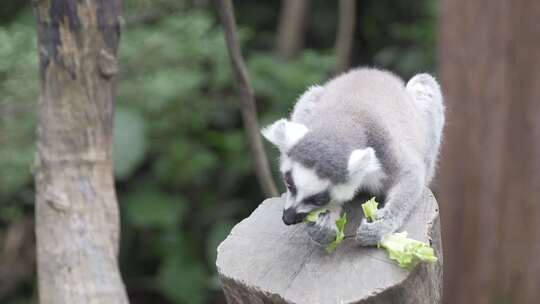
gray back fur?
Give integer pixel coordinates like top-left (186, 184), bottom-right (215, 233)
top-left (289, 68), bottom-right (433, 187)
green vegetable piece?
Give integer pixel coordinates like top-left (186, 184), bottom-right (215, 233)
top-left (304, 208), bottom-right (328, 223)
top-left (361, 197), bottom-right (379, 222)
top-left (304, 209), bottom-right (348, 253)
top-left (378, 232), bottom-right (438, 269)
top-left (326, 212), bottom-right (347, 253)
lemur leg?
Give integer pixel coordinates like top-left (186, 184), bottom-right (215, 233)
top-left (306, 205), bottom-right (342, 247)
top-left (406, 74), bottom-right (445, 184)
top-left (290, 85), bottom-right (324, 123)
top-left (355, 167), bottom-right (425, 246)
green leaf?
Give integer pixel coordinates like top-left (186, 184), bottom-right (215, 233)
top-left (361, 197), bottom-right (379, 222)
top-left (113, 108), bottom-right (147, 179)
top-left (0, 142), bottom-right (33, 195)
top-left (305, 209), bottom-right (347, 253)
top-left (153, 141), bottom-right (218, 186)
top-left (326, 212), bottom-right (347, 253)
top-left (124, 190), bottom-right (185, 228)
top-left (304, 208), bottom-right (329, 223)
top-left (206, 220), bottom-right (234, 270)
top-left (158, 253), bottom-right (207, 304)
top-left (378, 231), bottom-right (437, 269)
top-left (0, 23), bottom-right (38, 195)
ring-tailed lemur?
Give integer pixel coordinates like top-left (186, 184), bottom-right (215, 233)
top-left (261, 68), bottom-right (444, 246)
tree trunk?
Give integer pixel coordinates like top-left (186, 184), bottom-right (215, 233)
top-left (33, 1), bottom-right (128, 303)
top-left (217, 192), bottom-right (442, 304)
top-left (215, 0), bottom-right (279, 198)
top-left (275, 0), bottom-right (309, 61)
top-left (438, 1), bottom-right (540, 303)
top-left (333, 0), bottom-right (357, 74)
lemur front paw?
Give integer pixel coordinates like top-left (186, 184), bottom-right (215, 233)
top-left (306, 211), bottom-right (338, 247)
top-left (355, 216), bottom-right (397, 247)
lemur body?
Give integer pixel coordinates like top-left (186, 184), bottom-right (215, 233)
top-left (262, 68), bottom-right (444, 246)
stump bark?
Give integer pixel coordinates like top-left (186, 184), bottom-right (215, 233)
top-left (217, 191), bottom-right (442, 304)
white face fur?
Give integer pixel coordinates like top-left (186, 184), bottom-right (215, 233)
top-left (280, 155), bottom-right (330, 213)
top-left (262, 119), bottom-right (385, 221)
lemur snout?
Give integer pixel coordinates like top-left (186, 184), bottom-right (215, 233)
top-left (282, 208), bottom-right (306, 225)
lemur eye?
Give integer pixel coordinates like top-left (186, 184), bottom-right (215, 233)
top-left (284, 176), bottom-right (292, 188)
top-left (283, 173), bottom-right (292, 188)
top-left (283, 171), bottom-right (296, 195)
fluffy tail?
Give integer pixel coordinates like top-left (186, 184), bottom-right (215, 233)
top-left (406, 73), bottom-right (445, 183)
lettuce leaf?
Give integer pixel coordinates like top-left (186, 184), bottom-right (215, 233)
top-left (378, 232), bottom-right (438, 269)
top-left (361, 197), bottom-right (379, 222)
top-left (326, 212), bottom-right (347, 253)
top-left (304, 208), bottom-right (329, 223)
top-left (360, 197), bottom-right (437, 269)
top-left (305, 209), bottom-right (348, 253)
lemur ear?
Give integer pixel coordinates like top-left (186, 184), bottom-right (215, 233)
top-left (347, 147), bottom-right (381, 177)
top-left (261, 119), bottom-right (309, 152)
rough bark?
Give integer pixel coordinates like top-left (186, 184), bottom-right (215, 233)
top-left (275, 0), bottom-right (309, 61)
top-left (215, 0), bottom-right (279, 198)
top-left (439, 1), bottom-right (540, 303)
top-left (217, 191), bottom-right (442, 304)
top-left (334, 0), bottom-right (357, 74)
top-left (33, 1), bottom-right (128, 303)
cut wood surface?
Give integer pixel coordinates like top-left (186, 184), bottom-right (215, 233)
top-left (217, 191), bottom-right (442, 304)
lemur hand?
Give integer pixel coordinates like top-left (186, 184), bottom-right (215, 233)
top-left (306, 210), bottom-right (339, 247)
top-left (355, 209), bottom-right (397, 246)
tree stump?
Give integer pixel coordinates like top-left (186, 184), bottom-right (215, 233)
top-left (216, 191), bottom-right (442, 304)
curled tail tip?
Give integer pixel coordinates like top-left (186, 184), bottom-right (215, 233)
top-left (407, 73), bottom-right (440, 90)
top-left (406, 73), bottom-right (443, 104)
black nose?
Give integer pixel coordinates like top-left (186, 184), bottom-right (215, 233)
top-left (282, 208), bottom-right (306, 225)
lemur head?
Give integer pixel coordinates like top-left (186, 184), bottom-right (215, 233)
top-left (262, 119), bottom-right (383, 225)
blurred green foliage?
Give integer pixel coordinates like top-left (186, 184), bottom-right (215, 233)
top-left (0, 17), bottom-right (37, 197)
top-left (0, 0), bottom-right (436, 303)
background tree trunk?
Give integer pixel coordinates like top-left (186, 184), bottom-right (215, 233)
top-left (215, 0), bottom-right (279, 198)
top-left (33, 1), bottom-right (129, 303)
top-left (275, 0), bottom-right (309, 61)
top-left (333, 0), bottom-right (357, 74)
top-left (438, 1), bottom-right (540, 303)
